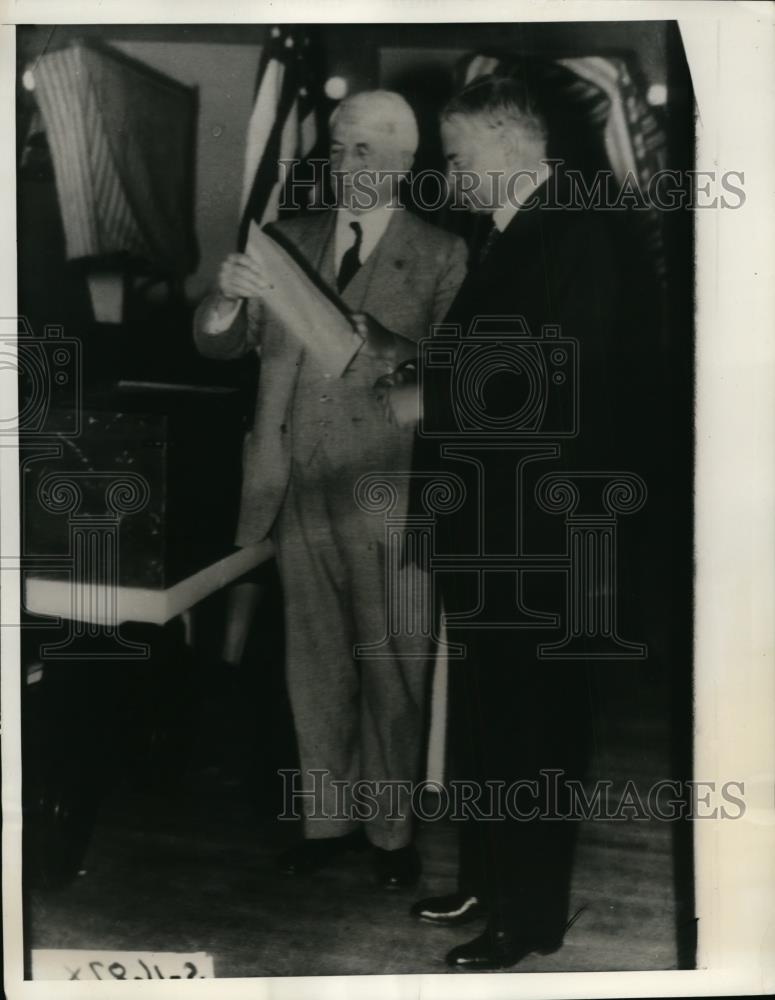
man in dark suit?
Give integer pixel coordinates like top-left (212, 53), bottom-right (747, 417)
top-left (194, 90), bottom-right (467, 888)
top-left (379, 75), bottom-right (657, 967)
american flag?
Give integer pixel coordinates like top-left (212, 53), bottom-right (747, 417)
top-left (238, 25), bottom-right (323, 249)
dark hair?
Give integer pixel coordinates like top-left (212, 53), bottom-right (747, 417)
top-left (441, 74), bottom-right (548, 146)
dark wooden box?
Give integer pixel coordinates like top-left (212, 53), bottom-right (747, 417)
top-left (22, 383), bottom-right (246, 588)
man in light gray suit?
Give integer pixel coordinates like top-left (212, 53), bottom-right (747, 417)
top-left (194, 90), bottom-right (467, 887)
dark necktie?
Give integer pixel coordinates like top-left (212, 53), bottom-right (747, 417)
top-left (337, 221), bottom-right (363, 292)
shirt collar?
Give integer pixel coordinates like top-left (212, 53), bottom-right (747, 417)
top-left (492, 161), bottom-right (553, 233)
top-left (336, 201), bottom-right (396, 242)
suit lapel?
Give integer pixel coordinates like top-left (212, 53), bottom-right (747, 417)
top-left (448, 176), bottom-right (570, 332)
top-left (341, 209), bottom-right (417, 311)
top-left (473, 174), bottom-right (559, 284)
top-left (445, 207), bottom-right (536, 326)
top-left (301, 211), bottom-right (337, 289)
top-left (460, 191), bottom-right (547, 306)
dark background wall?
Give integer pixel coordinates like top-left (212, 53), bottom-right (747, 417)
top-left (17, 21), bottom-right (676, 302)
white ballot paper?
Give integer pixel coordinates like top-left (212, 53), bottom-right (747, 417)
top-left (245, 220), bottom-right (363, 377)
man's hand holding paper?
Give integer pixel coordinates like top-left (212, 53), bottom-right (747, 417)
top-left (244, 221), bottom-right (420, 380)
top-left (197, 252), bottom-right (269, 335)
top-left (245, 221), bottom-right (363, 378)
top-left (217, 252), bottom-right (271, 301)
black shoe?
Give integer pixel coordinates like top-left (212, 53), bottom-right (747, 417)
top-left (277, 831), bottom-right (366, 875)
top-left (373, 843), bottom-right (421, 889)
top-left (410, 893), bottom-right (485, 926)
top-left (445, 926), bottom-right (563, 970)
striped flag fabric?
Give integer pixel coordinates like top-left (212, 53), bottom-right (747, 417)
top-left (31, 41), bottom-right (198, 277)
top-left (33, 45), bottom-right (146, 265)
top-left (238, 25), bottom-right (322, 249)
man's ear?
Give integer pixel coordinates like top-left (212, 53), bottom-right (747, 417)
top-left (397, 150), bottom-right (415, 174)
top-left (498, 127), bottom-right (522, 164)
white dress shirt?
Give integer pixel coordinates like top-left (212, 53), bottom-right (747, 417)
top-left (333, 203), bottom-right (396, 275)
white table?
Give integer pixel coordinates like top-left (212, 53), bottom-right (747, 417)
top-left (24, 541), bottom-right (274, 626)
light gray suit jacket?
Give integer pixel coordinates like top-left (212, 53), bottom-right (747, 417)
top-left (194, 208), bottom-right (468, 545)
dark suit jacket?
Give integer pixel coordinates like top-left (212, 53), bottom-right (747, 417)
top-left (418, 174), bottom-right (661, 559)
top-left (415, 179), bottom-right (667, 936)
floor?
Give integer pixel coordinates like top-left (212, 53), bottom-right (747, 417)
top-left (25, 658), bottom-right (687, 978)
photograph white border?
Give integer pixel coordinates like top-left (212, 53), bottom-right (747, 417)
top-left (2, 2), bottom-right (774, 997)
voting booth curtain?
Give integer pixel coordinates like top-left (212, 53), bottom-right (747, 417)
top-left (31, 41), bottom-right (199, 280)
